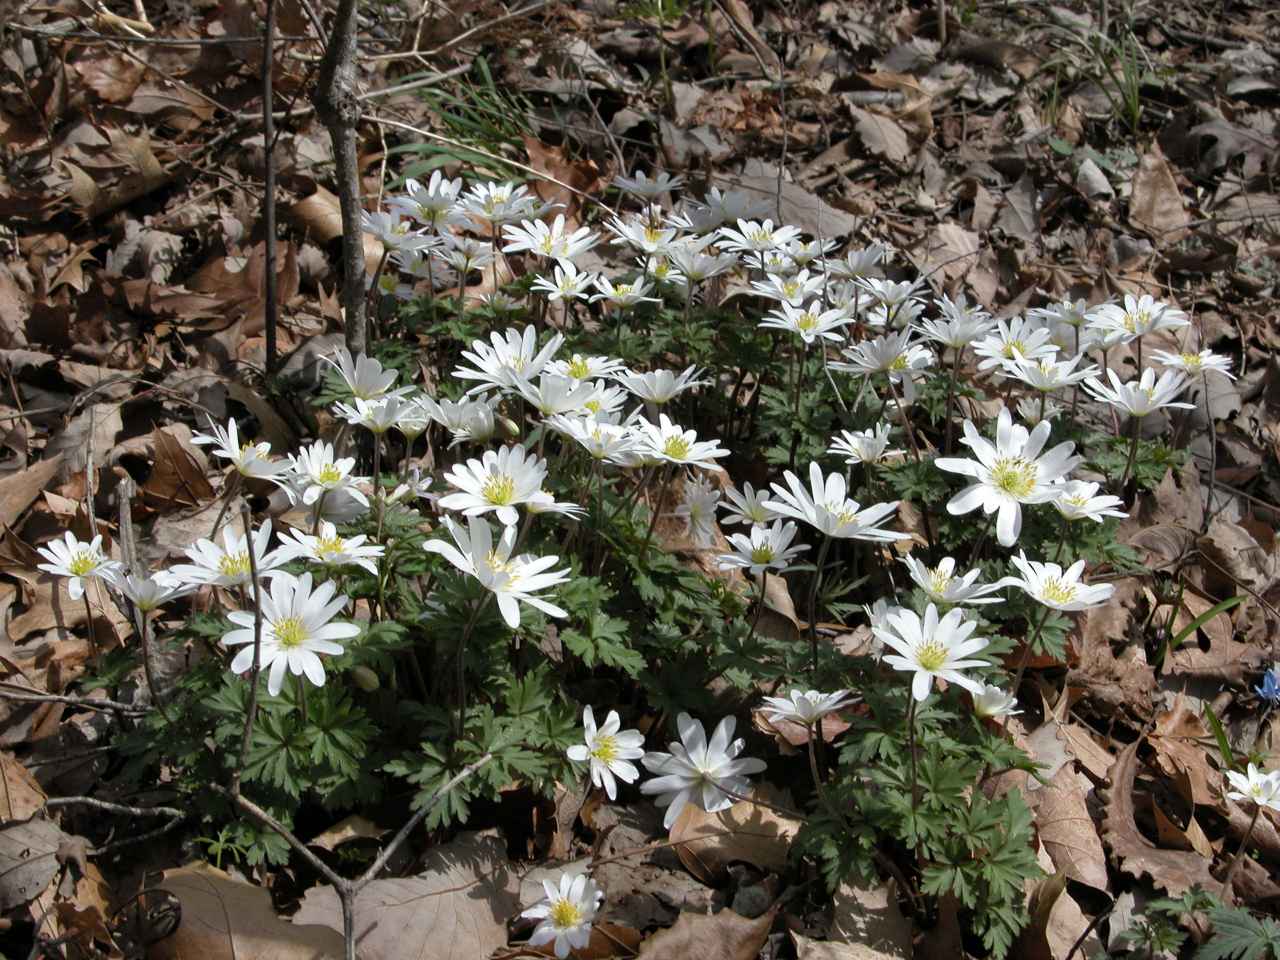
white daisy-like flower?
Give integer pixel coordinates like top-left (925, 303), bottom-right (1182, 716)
top-left (332, 394), bottom-right (418, 435)
top-left (590, 275), bottom-right (662, 309)
top-left (526, 490), bottom-right (587, 521)
top-left (935, 407), bottom-right (1081, 547)
top-left (1087, 293), bottom-right (1189, 342)
top-left (438, 445), bottom-right (549, 527)
top-left (437, 235), bottom-right (495, 275)
top-left (750, 269), bottom-right (825, 306)
top-left (673, 473), bottom-right (721, 547)
top-left (546, 353), bottom-right (626, 383)
top-left (853, 277), bottom-right (924, 317)
top-left (419, 395), bottom-right (499, 446)
top-left (531, 260), bottom-right (596, 302)
top-left (614, 169), bottom-right (684, 199)
top-left (917, 294), bottom-right (994, 349)
top-left (289, 440), bottom-right (368, 508)
top-left (685, 186), bottom-right (770, 229)
top-left (453, 326), bottom-right (564, 396)
top-left (547, 415), bottom-right (640, 465)
top-left (1051, 480), bottom-right (1128, 523)
top-left (971, 681), bottom-right (1021, 720)
top-left (901, 555), bottom-right (1008, 606)
top-left (717, 519), bottom-right (808, 575)
top-left (322, 348), bottom-right (413, 401)
top-left (631, 415), bottom-right (729, 471)
top-left (828, 424), bottom-right (900, 465)
top-left (1015, 396), bottom-right (1064, 426)
top-left (457, 179), bottom-right (537, 227)
top-left (614, 365), bottom-right (709, 405)
top-left (222, 571), bottom-right (359, 696)
top-left (823, 243), bottom-right (891, 280)
top-left (606, 215), bottom-right (680, 256)
top-left (830, 330), bottom-right (933, 402)
top-left (759, 689), bottom-right (851, 726)
top-left (521, 872), bottom-right (605, 960)
top-left (36, 532), bottom-right (123, 601)
top-left (1002, 351), bottom-right (1100, 393)
top-left (581, 381), bottom-right (630, 421)
top-left (106, 569), bottom-right (194, 612)
top-left (388, 171), bottom-right (464, 230)
top-left (780, 236), bottom-right (838, 268)
top-left (1150, 348), bottom-right (1235, 380)
top-left (1027, 298), bottom-right (1096, 329)
top-left (360, 210), bottom-right (431, 254)
top-left (1082, 367), bottom-right (1196, 417)
top-left (501, 214), bottom-right (598, 262)
top-left (720, 482), bottom-right (776, 526)
top-left (763, 462), bottom-right (905, 541)
top-left (1006, 552), bottom-right (1115, 611)
top-left (665, 242), bottom-right (738, 286)
top-left (717, 218), bottom-right (802, 254)
top-left (168, 520), bottom-right (283, 589)
top-left (514, 374), bottom-right (596, 419)
top-left (565, 706), bottom-right (645, 801)
top-left (874, 603), bottom-right (990, 702)
top-left (640, 713), bottom-right (768, 829)
top-left (971, 316), bottom-right (1058, 372)
top-left (273, 521), bottom-right (384, 576)
top-left (423, 516), bottom-right (569, 629)
top-left (1226, 764), bottom-right (1280, 811)
top-left (759, 301), bottom-right (851, 345)
top-left (192, 417), bottom-right (287, 481)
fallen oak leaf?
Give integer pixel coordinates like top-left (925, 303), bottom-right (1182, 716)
top-left (1033, 766), bottom-right (1109, 893)
top-left (1100, 736), bottom-right (1217, 895)
top-left (637, 906), bottom-right (776, 959)
top-left (668, 785), bottom-right (800, 885)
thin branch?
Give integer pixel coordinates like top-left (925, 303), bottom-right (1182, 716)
top-left (261, 0), bottom-right (279, 374)
top-left (230, 506), bottom-right (264, 798)
top-left (360, 0), bottom-right (552, 62)
top-left (0, 683), bottom-right (148, 717)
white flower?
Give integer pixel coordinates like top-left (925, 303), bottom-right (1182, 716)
top-left (521, 872), bottom-right (604, 960)
top-left (759, 301), bottom-right (851, 345)
top-left (666, 242), bottom-right (738, 285)
top-left (438, 235), bottom-right (495, 274)
top-left (606, 215), bottom-right (679, 256)
top-left (438, 445), bottom-right (549, 527)
top-left (453, 326), bottom-right (564, 395)
top-left (1027, 298), bottom-right (1095, 329)
top-left (1051, 480), bottom-right (1128, 523)
top-left (565, 706), bottom-right (645, 800)
top-left (918, 294), bottom-right (994, 348)
top-left (720, 482), bottom-right (776, 526)
top-left (673, 473), bottom-right (721, 547)
top-left (388, 171), bottom-right (463, 229)
top-left (854, 277), bottom-right (924, 318)
top-left (751, 269), bottom-right (825, 306)
top-left (322, 348), bottom-right (412, 401)
top-left (874, 603), bottom-right (990, 702)
top-left (1226, 764), bottom-right (1280, 811)
top-left (526, 490), bottom-right (587, 520)
top-left (614, 169), bottom-right (684, 198)
top-left (502, 214), bottom-right (598, 262)
top-left (420, 395), bottom-right (498, 446)
top-left (290, 440), bottom-right (368, 508)
top-left (169, 520), bottom-right (283, 588)
top-left (971, 316), bottom-right (1058, 372)
top-left (548, 415), bottom-right (640, 465)
top-left (532, 260), bottom-right (596, 302)
top-left (222, 571), bottom-right (359, 696)
top-left (1003, 351), bottom-right (1100, 392)
top-left (1088, 293), bottom-right (1188, 342)
top-left (685, 186), bottom-right (770, 229)
top-left (823, 243), bottom-right (890, 280)
top-left (332, 394), bottom-right (417, 435)
top-left (36, 532), bottom-right (122, 601)
top-left (640, 713), bottom-right (768, 829)
top-left (763, 462), bottom-right (905, 541)
top-left (901, 555), bottom-right (1007, 605)
top-left (717, 218), bottom-right (802, 253)
top-left (615, 365), bottom-right (709, 405)
top-left (830, 330), bottom-right (932, 402)
top-left (971, 682), bottom-right (1021, 720)
top-left (1082, 367), bottom-right (1195, 417)
top-left (717, 519), bottom-right (808, 574)
top-left (457, 180), bottom-right (537, 227)
top-left (515, 374), bottom-right (596, 418)
top-left (106, 569), bottom-right (194, 612)
top-left (192, 417), bottom-right (287, 480)
top-left (590, 275), bottom-right (662, 309)
top-left (547, 353), bottom-right (626, 383)
top-left (935, 407), bottom-right (1081, 547)
top-left (360, 210), bottom-right (430, 253)
top-left (273, 521), bottom-right (384, 576)
top-left (424, 516), bottom-right (569, 629)
top-left (759, 689), bottom-right (851, 725)
top-left (828, 424), bottom-right (900, 465)
top-left (1150, 348), bottom-right (1235, 379)
top-left (1007, 552), bottom-right (1115, 611)
top-left (631, 415), bottom-right (729, 471)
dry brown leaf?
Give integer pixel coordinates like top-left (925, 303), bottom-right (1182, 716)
top-left (668, 785), bottom-right (801, 884)
top-left (148, 860), bottom-right (345, 960)
top-left (140, 426), bottom-right (215, 512)
top-left (31, 857), bottom-right (120, 960)
top-left (0, 456), bottom-right (63, 529)
top-left (521, 136), bottom-right (606, 224)
top-left (306, 814), bottom-right (385, 852)
top-left (638, 906), bottom-right (775, 959)
top-left (294, 832), bottom-right (520, 960)
top-left (0, 750), bottom-right (45, 820)
top-left (1033, 766), bottom-right (1108, 893)
top-left (1100, 737), bottom-right (1217, 895)
top-left (848, 107), bottom-right (911, 165)
top-left (1069, 578), bottom-right (1154, 717)
top-left (45, 404), bottom-right (123, 475)
top-left (0, 817), bottom-right (65, 910)
top-left (72, 53), bottom-right (144, 104)
top-left (1129, 142), bottom-right (1189, 242)
top-left (1012, 870), bottom-right (1103, 960)
top-left (289, 185), bottom-right (382, 273)
top-left (1150, 698), bottom-right (1219, 806)
top-left (828, 880), bottom-right (911, 957)
top-left (917, 222), bottom-right (978, 284)
top-left (792, 932), bottom-right (904, 959)
top-left (1060, 723), bottom-right (1114, 782)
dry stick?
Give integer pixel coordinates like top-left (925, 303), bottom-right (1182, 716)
top-left (117, 477), bottom-right (169, 715)
top-left (261, 0), bottom-right (279, 374)
top-left (229, 505), bottom-right (264, 798)
top-left (0, 684), bottom-right (148, 716)
top-left (1222, 803), bottom-right (1262, 900)
top-left (313, 0), bottom-right (366, 354)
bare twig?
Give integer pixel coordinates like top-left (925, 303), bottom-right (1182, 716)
top-left (229, 506), bottom-right (264, 798)
top-left (261, 0), bottom-right (280, 373)
top-left (0, 683), bottom-right (147, 716)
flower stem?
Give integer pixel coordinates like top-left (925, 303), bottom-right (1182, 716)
top-left (231, 505), bottom-right (264, 798)
top-left (454, 595), bottom-right (491, 742)
top-left (807, 534), bottom-right (833, 676)
top-left (944, 347), bottom-right (961, 455)
top-left (82, 592), bottom-right (101, 672)
top-left (1222, 803), bottom-right (1261, 898)
top-left (1010, 603), bottom-right (1053, 695)
top-left (639, 464), bottom-right (672, 558)
top-left (1202, 371), bottom-right (1217, 534)
top-left (1119, 415), bottom-right (1140, 491)
top-left (747, 570), bottom-right (769, 645)
top-left (295, 671), bottom-right (308, 725)
top-left (906, 696), bottom-right (920, 847)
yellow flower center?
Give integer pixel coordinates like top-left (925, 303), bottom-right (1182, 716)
top-left (218, 551), bottom-right (252, 577)
top-left (589, 734), bottom-right (619, 764)
top-left (273, 616), bottom-right (307, 649)
top-left (927, 569), bottom-right (953, 596)
top-left (915, 639), bottom-right (949, 672)
top-left (750, 545), bottom-right (775, 564)
top-left (482, 474), bottom-right (516, 506)
top-left (585, 400), bottom-right (602, 414)
top-left (796, 312), bottom-right (817, 331)
top-left (1041, 577), bottom-right (1078, 605)
top-left (829, 503), bottom-right (860, 526)
top-left (662, 436), bottom-right (692, 460)
top-left (567, 357), bottom-right (590, 379)
top-left (315, 534), bottom-right (346, 558)
top-left (549, 898), bottom-right (584, 930)
top-left (889, 354), bottom-right (909, 371)
top-left (68, 551), bottom-right (98, 577)
top-left (1002, 339), bottom-right (1026, 358)
top-left (644, 225), bottom-right (664, 244)
top-left (1065, 494), bottom-right (1089, 507)
top-left (485, 551), bottom-right (513, 575)
top-left (317, 464), bottom-right (343, 485)
top-left (990, 457), bottom-right (1037, 498)
top-left (748, 228), bottom-right (771, 245)
top-left (615, 284), bottom-right (632, 296)
top-left (1180, 353), bottom-right (1202, 372)
top-left (783, 281), bottom-right (800, 297)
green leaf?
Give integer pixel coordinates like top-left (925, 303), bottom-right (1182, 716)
top-left (1198, 906), bottom-right (1280, 960)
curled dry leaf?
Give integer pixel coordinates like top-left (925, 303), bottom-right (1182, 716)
top-left (1067, 578), bottom-right (1154, 718)
top-left (637, 905), bottom-right (776, 960)
top-left (0, 455), bottom-right (63, 528)
top-left (1100, 736), bottom-right (1217, 895)
top-left (0, 751), bottom-right (45, 820)
top-left (1129, 142), bottom-right (1189, 243)
top-left (148, 860), bottom-right (346, 960)
top-left (1032, 766), bottom-right (1109, 893)
top-left (0, 817), bottom-right (66, 911)
top-left (295, 832), bottom-right (520, 960)
top-left (1011, 870), bottom-right (1103, 960)
top-left (667, 785), bottom-right (801, 885)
